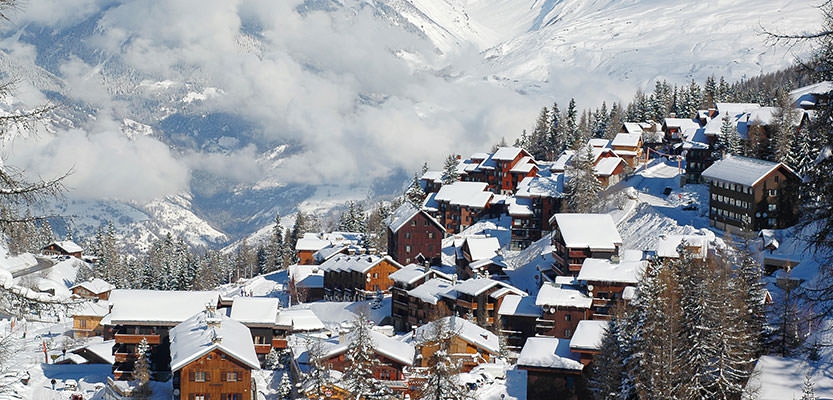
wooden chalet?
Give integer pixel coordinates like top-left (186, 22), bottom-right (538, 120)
top-left (169, 307), bottom-right (259, 400)
top-left (445, 278), bottom-right (525, 328)
top-left (287, 264), bottom-right (325, 303)
top-left (790, 81), bottom-right (832, 110)
top-left (42, 240), bottom-right (83, 259)
top-left (71, 300), bottom-right (110, 338)
top-left (386, 202), bottom-right (444, 266)
top-left (549, 214), bottom-right (622, 276)
top-left (424, 181), bottom-right (494, 234)
top-left (498, 294), bottom-right (542, 352)
top-left (454, 147), bottom-right (538, 195)
top-left (517, 337), bottom-right (586, 400)
top-left (509, 175), bottom-right (564, 250)
top-left (610, 132), bottom-right (643, 168)
top-left (457, 236), bottom-right (502, 279)
top-left (576, 255), bottom-right (647, 318)
top-left (320, 254), bottom-right (402, 301)
top-left (389, 264), bottom-right (454, 332)
top-left (105, 289), bottom-right (221, 380)
top-left (534, 282), bottom-right (593, 339)
top-left (70, 278), bottom-right (115, 300)
top-left (229, 297), bottom-right (289, 363)
top-left (414, 316), bottom-right (501, 372)
top-left (398, 277), bottom-right (455, 330)
top-left (569, 320), bottom-right (608, 367)
top-left (702, 156), bottom-right (800, 234)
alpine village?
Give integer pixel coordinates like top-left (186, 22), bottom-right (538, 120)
top-left (3, 4), bottom-right (833, 400)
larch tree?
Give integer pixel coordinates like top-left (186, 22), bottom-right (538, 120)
top-left (564, 144), bottom-right (602, 213)
top-left (771, 88), bottom-right (801, 164)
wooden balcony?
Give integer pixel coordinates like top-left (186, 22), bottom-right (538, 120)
top-left (113, 353), bottom-right (130, 363)
top-left (254, 344), bottom-right (271, 354)
top-left (484, 303), bottom-right (495, 311)
top-left (592, 298), bottom-right (611, 308)
top-left (272, 338), bottom-right (288, 349)
top-left (115, 333), bottom-right (161, 345)
top-left (456, 299), bottom-right (477, 310)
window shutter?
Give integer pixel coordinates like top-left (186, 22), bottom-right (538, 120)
top-left (205, 372), bottom-right (210, 382)
top-left (189, 372), bottom-right (195, 382)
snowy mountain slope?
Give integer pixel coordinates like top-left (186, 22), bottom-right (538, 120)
top-left (0, 0), bottom-right (821, 248)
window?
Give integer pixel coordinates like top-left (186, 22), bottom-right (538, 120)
top-left (79, 319), bottom-right (87, 329)
top-left (373, 272), bottom-right (379, 279)
top-left (564, 329), bottom-right (572, 338)
top-left (427, 232), bottom-right (434, 239)
top-left (254, 336), bottom-right (267, 344)
top-left (191, 394), bottom-right (209, 400)
top-left (405, 245), bottom-right (412, 253)
top-left (193, 371), bottom-right (208, 382)
top-left (404, 232), bottom-right (411, 239)
top-left (769, 189), bottom-right (777, 196)
top-left (221, 394), bottom-right (242, 400)
top-left (410, 220), bottom-right (416, 226)
top-left (774, 175), bottom-right (779, 183)
top-left (565, 314), bottom-right (572, 321)
top-left (768, 203), bottom-right (777, 212)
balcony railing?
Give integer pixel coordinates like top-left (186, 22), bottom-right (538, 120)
top-left (456, 299), bottom-right (477, 310)
top-left (272, 338), bottom-right (288, 349)
top-left (115, 333), bottom-right (161, 345)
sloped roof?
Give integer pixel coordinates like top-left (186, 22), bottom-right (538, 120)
top-left (414, 316), bottom-right (500, 354)
top-left (434, 181), bottom-right (492, 208)
top-left (169, 309), bottom-right (260, 372)
top-left (386, 202), bottom-right (443, 233)
top-left (289, 264), bottom-right (324, 289)
top-left (515, 175), bottom-right (564, 198)
top-left (295, 234), bottom-right (331, 251)
top-left (464, 236), bottom-right (500, 261)
top-left (420, 170), bottom-right (443, 183)
top-left (322, 328), bottom-right (414, 367)
top-left (517, 337), bottom-right (583, 371)
top-left (230, 297), bottom-right (279, 326)
top-left (452, 278), bottom-right (523, 297)
top-left (535, 283), bottom-right (592, 309)
top-left (49, 240), bottom-right (83, 254)
top-left (570, 320), bottom-right (608, 352)
top-left (506, 196), bottom-right (534, 217)
top-left (276, 308), bottom-right (325, 331)
top-left (319, 254), bottom-right (401, 274)
top-left (701, 155), bottom-right (797, 187)
top-left (70, 278), bottom-right (115, 295)
top-left (611, 132), bottom-right (641, 147)
top-left (655, 233), bottom-right (713, 259)
top-left (389, 264), bottom-right (426, 285)
top-left (108, 290), bottom-right (220, 325)
top-left (70, 300), bottom-right (110, 318)
top-left (551, 150), bottom-right (575, 172)
top-left (510, 156), bottom-right (538, 175)
top-left (492, 146), bottom-right (525, 161)
top-left (622, 122), bottom-right (643, 134)
top-left (551, 214), bottom-right (622, 251)
top-left (577, 258), bottom-right (647, 284)
top-left (498, 294), bottom-right (541, 317)
top-left (594, 157), bottom-right (624, 177)
top-left (406, 277), bottom-right (454, 305)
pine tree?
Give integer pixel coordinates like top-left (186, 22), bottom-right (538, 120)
top-left (526, 107), bottom-right (551, 160)
top-left (801, 373), bottom-right (817, 400)
top-left (133, 337), bottom-right (151, 398)
top-left (771, 88), bottom-right (800, 164)
top-left (338, 201), bottom-right (367, 233)
top-left (342, 314), bottom-right (394, 399)
top-left (548, 102), bottom-right (564, 157)
top-left (564, 98), bottom-right (581, 150)
top-left (565, 145), bottom-right (602, 213)
top-left (589, 318), bottom-right (629, 400)
top-left (279, 373), bottom-right (293, 400)
top-left (719, 113), bottom-right (742, 156)
top-left (262, 213), bottom-right (285, 273)
top-left (441, 154), bottom-right (461, 185)
top-left (416, 318), bottom-right (474, 400)
top-left (405, 172), bottom-right (427, 207)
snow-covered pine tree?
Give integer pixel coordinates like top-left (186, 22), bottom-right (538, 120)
top-left (549, 102), bottom-right (564, 157)
top-left (720, 113), bottom-right (742, 156)
top-left (771, 88), bottom-right (801, 164)
top-left (801, 373), bottom-right (817, 400)
top-left (338, 201), bottom-right (367, 234)
top-left (342, 314), bottom-right (394, 399)
top-left (278, 372), bottom-right (293, 400)
top-left (605, 102), bottom-right (624, 140)
top-left (133, 337), bottom-right (151, 398)
top-left (564, 144), bottom-right (602, 213)
top-left (405, 172), bottom-right (427, 207)
top-left (564, 98), bottom-right (581, 150)
top-left (442, 154), bottom-right (461, 185)
top-left (525, 107), bottom-right (551, 160)
top-left (589, 317), bottom-right (630, 400)
top-left (416, 318), bottom-right (474, 400)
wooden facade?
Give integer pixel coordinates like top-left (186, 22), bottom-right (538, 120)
top-left (416, 332), bottom-right (497, 373)
top-left (322, 255), bottom-right (402, 301)
top-left (386, 209), bottom-right (444, 266)
top-left (535, 306), bottom-right (592, 339)
top-left (174, 349), bottom-right (255, 400)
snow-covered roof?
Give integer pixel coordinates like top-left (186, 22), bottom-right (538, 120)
top-left (434, 181), bottom-right (492, 208)
top-left (535, 283), bottom-right (592, 309)
top-left (655, 233), bottom-right (712, 259)
top-left (169, 308), bottom-right (260, 372)
top-left (386, 202), bottom-right (444, 234)
top-left (452, 278), bottom-right (523, 298)
top-left (289, 264), bottom-right (324, 289)
top-left (295, 234), bottom-right (330, 252)
top-left (498, 294), bottom-right (541, 317)
top-left (71, 300), bottom-right (110, 318)
top-left (276, 308), bottom-right (326, 331)
top-left (515, 175), bottom-right (564, 198)
top-left (569, 320), bottom-right (609, 352)
top-left (790, 81), bottom-right (833, 108)
top-left (49, 240), bottom-right (83, 254)
top-left (80, 339), bottom-right (116, 364)
top-left (108, 289), bottom-right (220, 325)
top-left (492, 146), bottom-right (525, 161)
top-left (465, 236), bottom-right (500, 261)
top-left (517, 337), bottom-right (583, 371)
top-left (588, 138), bottom-right (610, 148)
top-left (551, 150), bottom-right (575, 172)
top-left (611, 132), bottom-right (641, 148)
top-left (322, 328), bottom-right (414, 366)
top-left (389, 264), bottom-right (426, 285)
top-left (551, 214), bottom-right (622, 251)
top-left (701, 155), bottom-right (797, 187)
top-left (406, 277), bottom-right (454, 305)
top-left (70, 278), bottom-right (115, 295)
top-left (594, 156), bottom-right (624, 177)
top-left (510, 156), bottom-right (537, 174)
top-left (506, 196), bottom-right (534, 217)
top-left (414, 316), bottom-right (500, 354)
top-left (747, 107), bottom-right (777, 125)
top-left (577, 258), bottom-right (647, 284)
top-left (420, 170), bottom-right (443, 183)
top-left (622, 122), bottom-right (643, 134)
top-left (663, 117), bottom-right (701, 130)
top-left (230, 297), bottom-right (279, 326)
top-left (319, 254), bottom-right (400, 274)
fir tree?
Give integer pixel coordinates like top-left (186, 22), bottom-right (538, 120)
top-left (442, 154), bottom-right (461, 185)
top-left (278, 373), bottom-right (293, 400)
top-left (589, 318), bottom-right (630, 400)
top-left (771, 88), bottom-right (801, 164)
top-left (549, 102), bottom-right (564, 157)
top-left (564, 98), bottom-right (581, 150)
top-left (416, 318), bottom-right (474, 400)
top-left (564, 145), bottom-right (602, 213)
top-left (338, 200), bottom-right (367, 234)
top-left (342, 314), bottom-right (394, 399)
top-left (801, 373), bottom-right (817, 400)
top-left (405, 172), bottom-right (427, 207)
top-left (133, 337), bottom-right (151, 398)
top-left (719, 113), bottom-right (742, 156)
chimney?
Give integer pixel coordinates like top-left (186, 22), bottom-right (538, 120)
top-left (669, 112), bottom-right (677, 118)
top-left (211, 329), bottom-right (223, 344)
